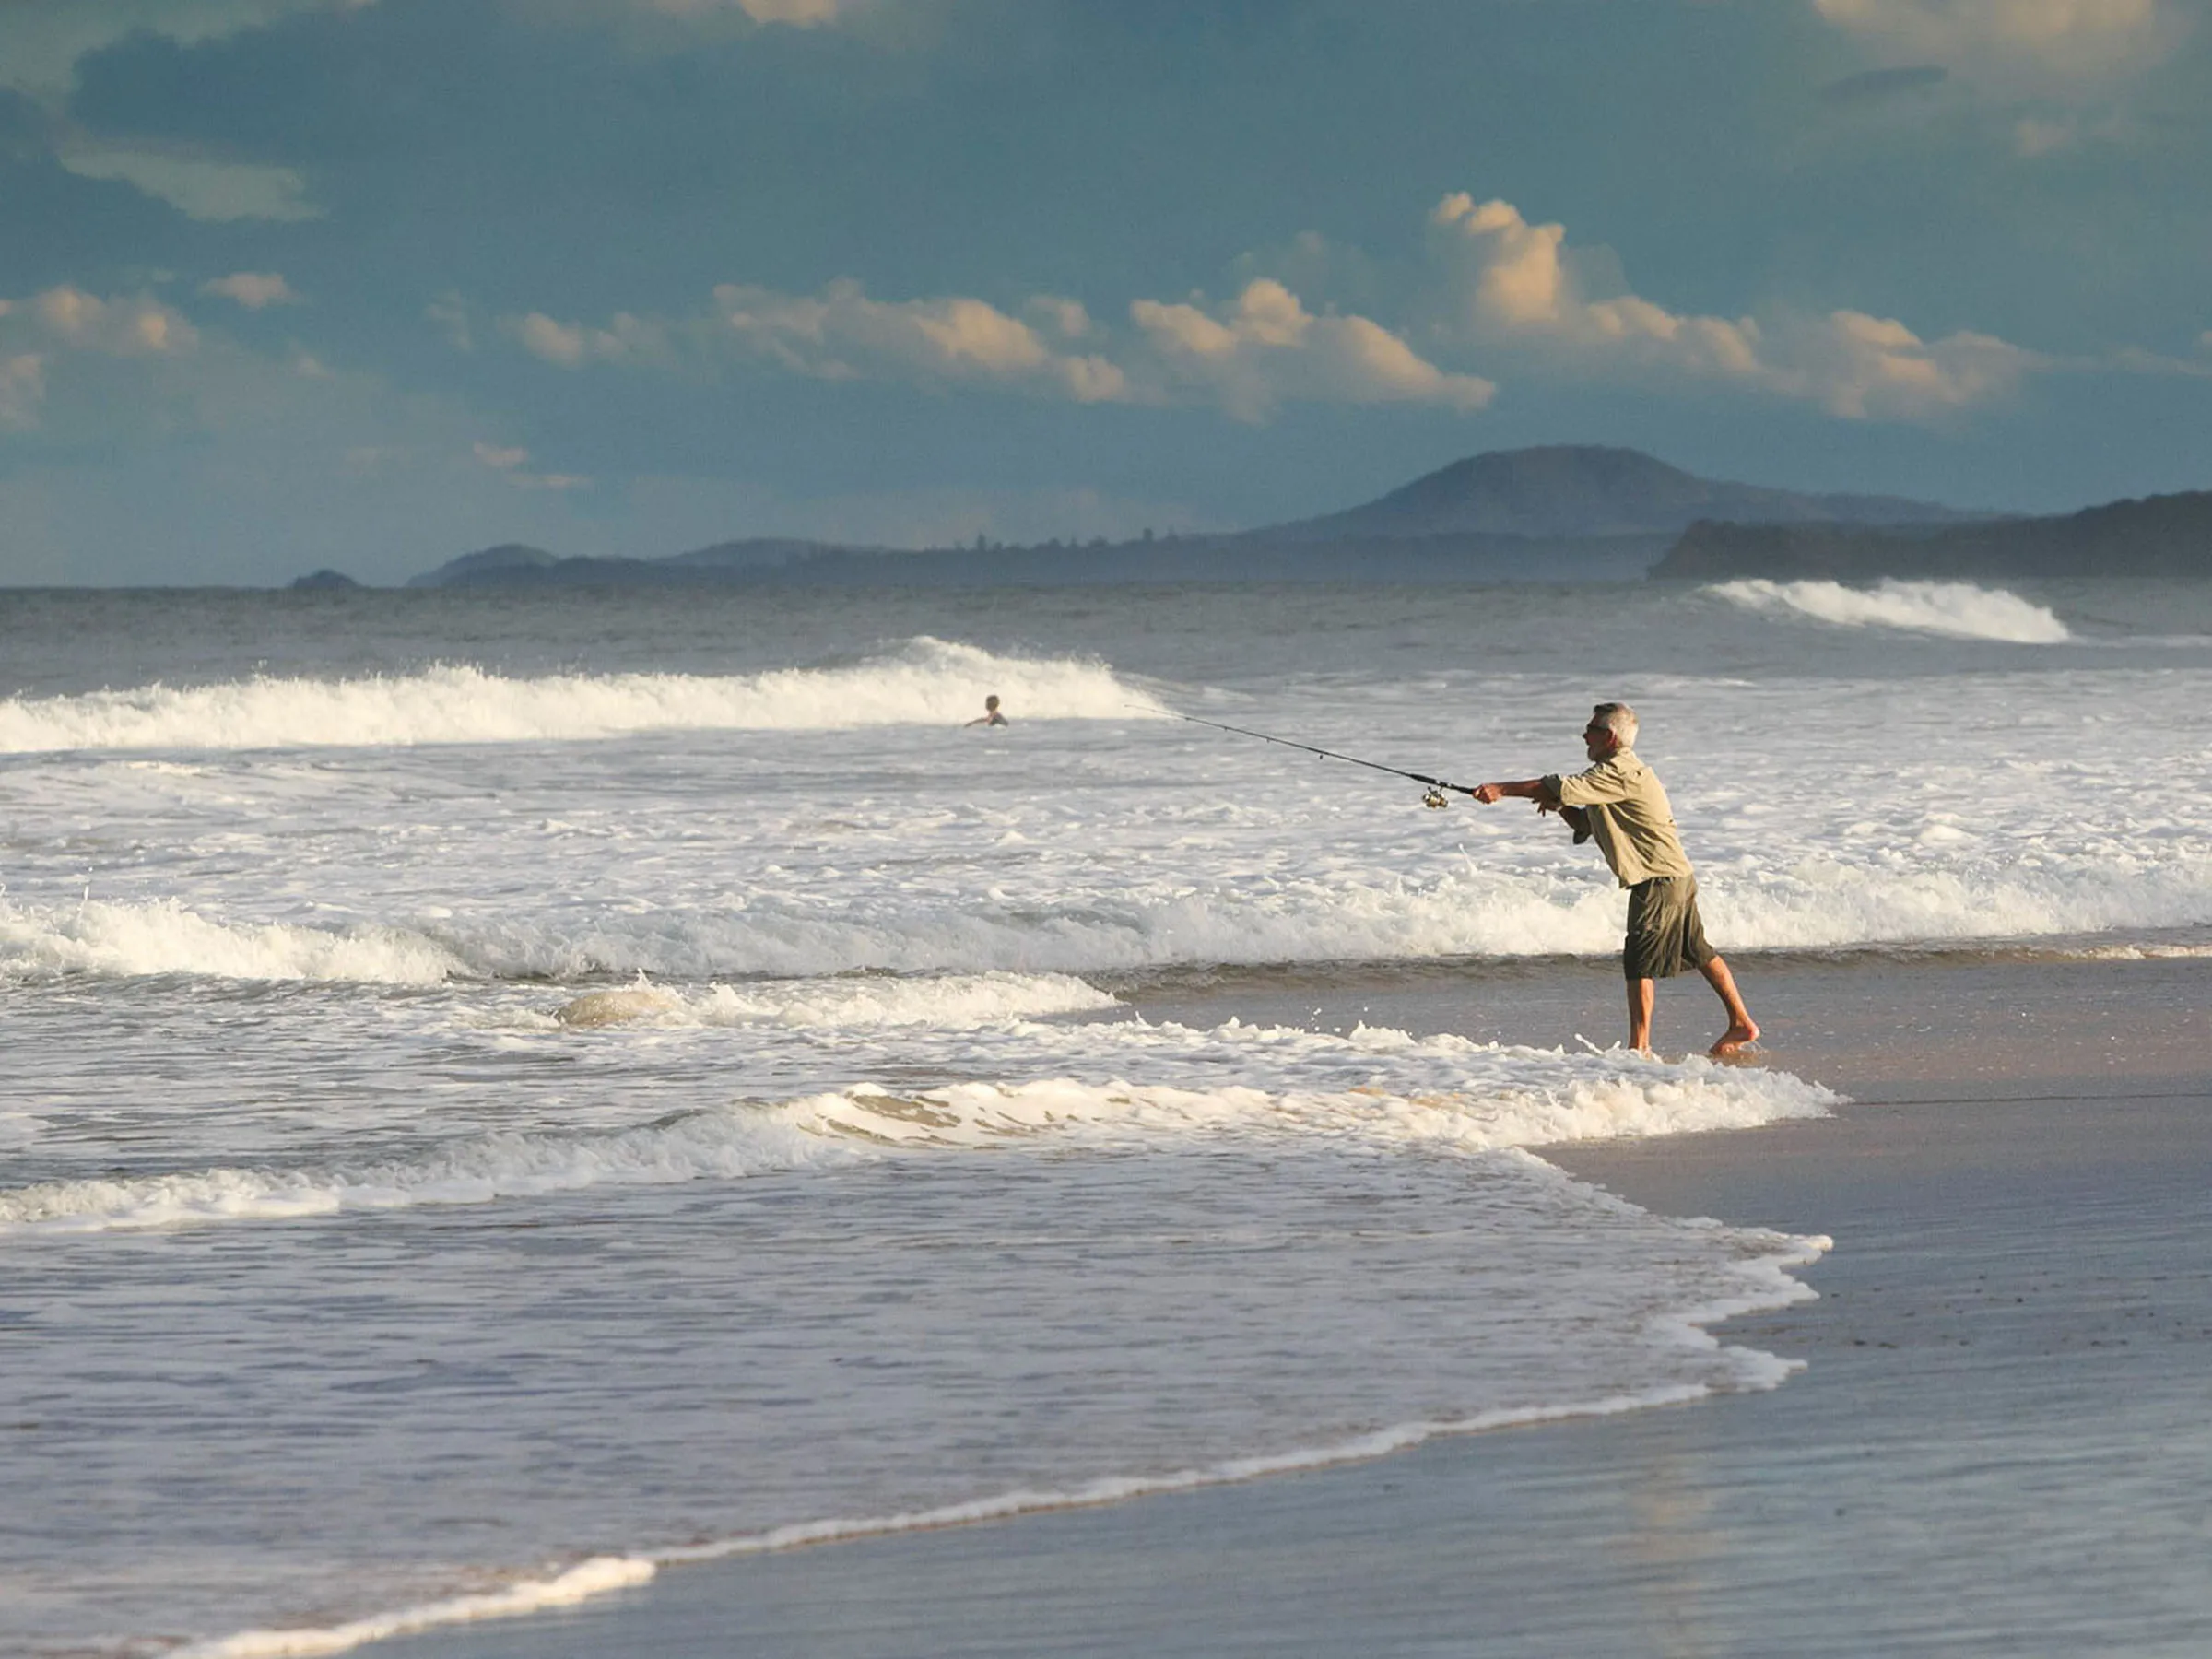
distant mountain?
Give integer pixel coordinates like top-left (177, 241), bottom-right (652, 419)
top-left (404, 543), bottom-right (560, 587)
top-left (406, 537), bottom-right (857, 588)
top-left (1651, 490), bottom-right (2212, 580)
top-left (1251, 445), bottom-right (1984, 542)
top-left (398, 446), bottom-right (1999, 590)
top-left (288, 568), bottom-right (360, 590)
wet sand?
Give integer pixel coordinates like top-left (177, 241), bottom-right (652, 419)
top-left (372, 951), bottom-right (2212, 1659)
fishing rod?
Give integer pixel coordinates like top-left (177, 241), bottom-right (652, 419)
top-left (1162, 710), bottom-right (1479, 808)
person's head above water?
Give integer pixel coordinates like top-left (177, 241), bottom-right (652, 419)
top-left (1583, 701), bottom-right (1637, 760)
top-left (984, 695), bottom-right (1000, 712)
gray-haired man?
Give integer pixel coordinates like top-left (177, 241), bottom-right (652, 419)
top-left (1472, 702), bottom-right (1759, 1057)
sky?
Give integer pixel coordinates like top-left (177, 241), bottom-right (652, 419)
top-left (2, 0), bottom-right (2209, 586)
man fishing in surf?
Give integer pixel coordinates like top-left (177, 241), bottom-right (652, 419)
top-left (1472, 702), bottom-right (1759, 1059)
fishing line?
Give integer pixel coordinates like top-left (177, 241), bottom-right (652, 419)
top-left (1157, 709), bottom-right (1477, 807)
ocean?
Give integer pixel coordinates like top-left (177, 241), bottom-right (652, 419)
top-left (4, 576), bottom-right (2208, 1657)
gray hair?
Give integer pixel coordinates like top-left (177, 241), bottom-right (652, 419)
top-left (1590, 701), bottom-right (1639, 746)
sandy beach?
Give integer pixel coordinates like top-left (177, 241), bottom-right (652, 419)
top-left (360, 948), bottom-right (2212, 1659)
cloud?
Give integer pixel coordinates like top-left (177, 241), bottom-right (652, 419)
top-left (637, 0), bottom-right (853, 22)
top-left (505, 274), bottom-right (1489, 421)
top-left (1762, 310), bottom-right (2035, 418)
top-left (709, 279), bottom-right (1129, 401)
top-left (55, 138), bottom-right (321, 222)
top-left (201, 273), bottom-right (300, 309)
top-left (0, 2), bottom-right (377, 101)
top-left (1430, 195), bottom-right (1766, 371)
top-left (6, 286), bottom-right (199, 359)
top-left (473, 439), bottom-right (590, 490)
top-left (1811, 0), bottom-right (2182, 79)
top-left (1426, 194), bottom-right (2036, 418)
top-left (1, 10), bottom-right (352, 222)
top-left (492, 0), bottom-right (884, 41)
top-left (0, 283), bottom-right (199, 435)
top-left (493, 192), bottom-right (2059, 429)
top-left (1130, 279), bottom-right (1494, 419)
top-left (508, 308), bottom-right (676, 370)
top-left (511, 281), bottom-right (1127, 399)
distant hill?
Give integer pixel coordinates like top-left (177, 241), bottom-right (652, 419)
top-left (1249, 445), bottom-right (1982, 542)
top-left (1652, 491), bottom-right (2212, 581)
top-left (396, 446), bottom-right (1991, 590)
top-left (406, 538), bottom-right (846, 589)
top-left (404, 544), bottom-right (560, 587)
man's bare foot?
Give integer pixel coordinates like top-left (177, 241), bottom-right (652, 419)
top-left (1709, 1018), bottom-right (1759, 1058)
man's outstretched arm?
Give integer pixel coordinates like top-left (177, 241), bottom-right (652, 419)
top-left (1471, 778), bottom-right (1560, 806)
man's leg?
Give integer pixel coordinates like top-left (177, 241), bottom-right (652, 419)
top-left (1626, 977), bottom-right (1655, 1053)
top-left (1699, 954), bottom-right (1759, 1056)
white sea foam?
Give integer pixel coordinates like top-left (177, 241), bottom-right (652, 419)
top-left (789, 1034), bottom-right (1836, 1153)
top-left (1709, 579), bottom-right (2071, 642)
top-left (169, 1556), bottom-right (658, 1659)
top-left (15, 841), bottom-right (2212, 994)
top-left (554, 970), bottom-right (1119, 1029)
top-left (448, 853), bottom-right (2212, 983)
top-left (0, 897), bottom-right (465, 984)
top-left (0, 637), bottom-right (1166, 754)
top-left (0, 1106), bottom-right (865, 1232)
top-left (0, 1033), bottom-right (1833, 1234)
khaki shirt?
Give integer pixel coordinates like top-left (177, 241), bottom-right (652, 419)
top-left (1542, 747), bottom-right (1694, 888)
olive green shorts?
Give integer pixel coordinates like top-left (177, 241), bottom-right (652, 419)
top-left (1623, 876), bottom-right (1716, 981)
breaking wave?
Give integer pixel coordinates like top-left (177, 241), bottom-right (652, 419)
top-left (0, 1030), bottom-right (1835, 1234)
top-left (1708, 579), bottom-right (2070, 642)
top-left (0, 897), bottom-right (465, 985)
top-left (0, 637), bottom-right (1167, 754)
top-left (14, 847), bottom-right (2212, 991)
top-left (550, 971), bottom-right (1119, 1029)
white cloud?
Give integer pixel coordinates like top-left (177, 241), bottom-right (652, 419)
top-left (1130, 279), bottom-right (1494, 419)
top-left (1763, 310), bottom-right (2034, 418)
top-left (473, 439), bottom-right (590, 491)
top-left (493, 0), bottom-right (883, 41)
top-left (493, 193), bottom-right (2061, 428)
top-left (509, 310), bottom-right (674, 369)
top-left (0, 285), bottom-right (200, 434)
top-left (638, 0), bottom-right (853, 22)
top-left (202, 273), bottom-right (301, 309)
top-left (505, 274), bottom-right (1488, 421)
top-left (1430, 194), bottom-right (1765, 377)
top-left (1426, 194), bottom-right (2035, 418)
top-left (711, 279), bottom-right (1128, 401)
top-left (1812, 0), bottom-right (2182, 79)
top-left (57, 139), bottom-right (322, 223)
top-left (9, 287), bottom-right (199, 359)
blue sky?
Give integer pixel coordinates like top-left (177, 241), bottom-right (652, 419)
top-left (2, 0), bottom-right (2208, 584)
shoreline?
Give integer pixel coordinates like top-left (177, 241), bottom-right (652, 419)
top-left (281, 953), bottom-right (2212, 1657)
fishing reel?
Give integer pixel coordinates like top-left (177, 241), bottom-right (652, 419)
top-left (1421, 787), bottom-right (1452, 809)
